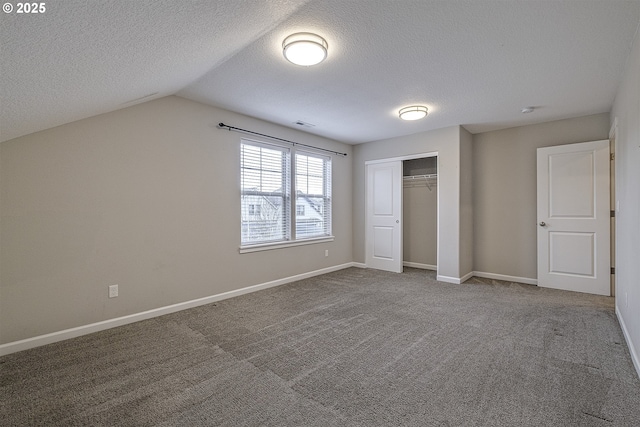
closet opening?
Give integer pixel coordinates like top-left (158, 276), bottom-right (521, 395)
top-left (403, 156), bottom-right (438, 271)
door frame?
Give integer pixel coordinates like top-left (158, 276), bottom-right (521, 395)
top-left (365, 151), bottom-right (439, 273)
top-left (609, 119), bottom-right (617, 298)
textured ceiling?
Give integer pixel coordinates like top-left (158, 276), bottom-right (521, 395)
top-left (2, 0), bottom-right (639, 144)
top-left (0, 0), bottom-right (311, 142)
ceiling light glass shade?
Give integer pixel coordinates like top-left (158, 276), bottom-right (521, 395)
top-left (283, 32), bottom-right (328, 66)
top-left (399, 106), bottom-right (428, 120)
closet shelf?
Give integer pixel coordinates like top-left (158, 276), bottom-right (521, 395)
top-left (403, 174), bottom-right (438, 191)
top-left (402, 174), bottom-right (437, 181)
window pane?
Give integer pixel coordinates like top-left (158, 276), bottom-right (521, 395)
top-left (295, 153), bottom-right (331, 239)
top-left (261, 171), bottom-right (283, 192)
top-left (241, 169), bottom-right (260, 190)
top-left (308, 175), bottom-right (323, 195)
top-left (241, 141), bottom-right (290, 245)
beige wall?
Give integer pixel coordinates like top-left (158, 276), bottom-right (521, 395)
top-left (472, 113), bottom-right (611, 280)
top-left (353, 126), bottom-right (472, 281)
top-left (0, 96), bottom-right (353, 344)
top-left (611, 27), bottom-right (640, 375)
top-left (403, 183), bottom-right (437, 267)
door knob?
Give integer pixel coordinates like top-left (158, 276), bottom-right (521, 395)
top-left (539, 222), bottom-right (546, 226)
top-left (396, 220), bottom-right (399, 223)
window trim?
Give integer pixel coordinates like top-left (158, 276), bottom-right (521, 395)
top-left (239, 235), bottom-right (335, 253)
top-left (239, 138), bottom-right (333, 253)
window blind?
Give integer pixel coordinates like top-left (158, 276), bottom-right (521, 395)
top-left (241, 141), bottom-right (290, 245)
top-left (295, 153), bottom-right (332, 239)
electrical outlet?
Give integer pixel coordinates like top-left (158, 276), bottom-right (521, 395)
top-left (325, 249), bottom-right (329, 257)
top-left (109, 284), bottom-right (118, 298)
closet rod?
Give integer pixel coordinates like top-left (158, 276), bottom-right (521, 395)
top-left (218, 123), bottom-right (348, 157)
top-left (402, 174), bottom-right (438, 180)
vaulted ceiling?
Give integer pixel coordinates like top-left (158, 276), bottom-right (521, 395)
top-left (2, 0), bottom-right (639, 144)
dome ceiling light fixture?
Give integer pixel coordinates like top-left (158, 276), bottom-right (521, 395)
top-left (399, 105), bottom-right (428, 121)
top-left (282, 32), bottom-right (328, 66)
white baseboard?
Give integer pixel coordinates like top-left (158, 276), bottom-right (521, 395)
top-left (616, 306), bottom-right (640, 380)
top-left (351, 262), bottom-right (367, 269)
top-left (0, 262), bottom-right (357, 357)
top-left (460, 271), bottom-right (474, 283)
top-left (472, 271), bottom-right (538, 286)
top-left (436, 274), bottom-right (462, 284)
top-left (437, 271), bottom-right (534, 285)
top-left (435, 272), bottom-right (473, 284)
top-left (356, 265), bottom-right (535, 287)
top-left (403, 262), bottom-right (437, 271)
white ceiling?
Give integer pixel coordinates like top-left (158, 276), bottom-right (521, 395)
top-left (2, 0), bottom-right (639, 144)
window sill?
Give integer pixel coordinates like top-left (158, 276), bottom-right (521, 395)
top-left (239, 236), bottom-right (335, 254)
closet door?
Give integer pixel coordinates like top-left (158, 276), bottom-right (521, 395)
top-left (365, 161), bottom-right (403, 273)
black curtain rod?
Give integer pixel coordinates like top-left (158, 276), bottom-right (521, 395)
top-left (217, 123), bottom-right (348, 157)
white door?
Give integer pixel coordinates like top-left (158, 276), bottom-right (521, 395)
top-left (537, 140), bottom-right (610, 295)
top-left (366, 161), bottom-right (403, 273)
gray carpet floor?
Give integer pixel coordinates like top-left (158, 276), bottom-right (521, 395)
top-left (2, 267), bottom-right (640, 426)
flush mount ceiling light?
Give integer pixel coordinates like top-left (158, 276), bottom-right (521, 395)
top-left (521, 106), bottom-right (535, 114)
top-left (282, 32), bottom-right (328, 66)
top-left (399, 105), bottom-right (428, 121)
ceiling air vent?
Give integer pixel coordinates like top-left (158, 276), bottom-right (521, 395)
top-left (294, 120), bottom-right (316, 128)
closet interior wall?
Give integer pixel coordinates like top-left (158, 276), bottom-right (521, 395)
top-left (403, 157), bottom-right (438, 270)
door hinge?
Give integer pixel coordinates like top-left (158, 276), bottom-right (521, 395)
top-left (611, 267), bottom-right (615, 275)
top-left (611, 153), bottom-right (615, 160)
top-left (611, 210), bottom-right (615, 217)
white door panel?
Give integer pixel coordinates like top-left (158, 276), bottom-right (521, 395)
top-left (373, 169), bottom-right (394, 215)
top-left (549, 232), bottom-right (595, 276)
top-left (549, 151), bottom-right (595, 217)
top-left (366, 161), bottom-right (402, 273)
top-left (373, 226), bottom-right (394, 259)
top-left (537, 140), bottom-right (610, 295)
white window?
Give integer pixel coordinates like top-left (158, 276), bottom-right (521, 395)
top-left (295, 153), bottom-right (331, 239)
top-left (248, 204), bottom-right (262, 216)
top-left (240, 140), bottom-right (332, 249)
top-left (241, 141), bottom-right (290, 245)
